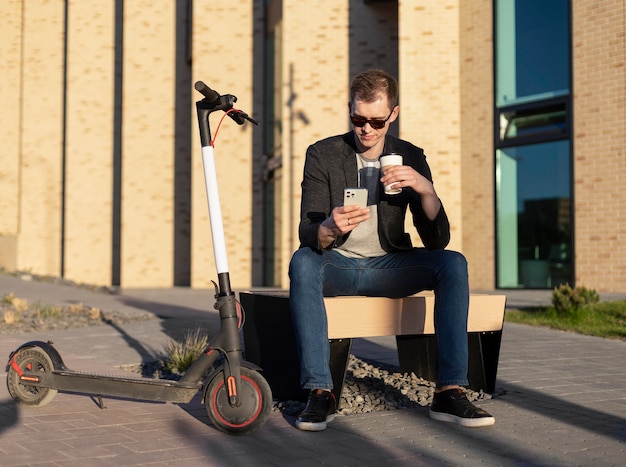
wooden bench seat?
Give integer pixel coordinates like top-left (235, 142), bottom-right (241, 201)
top-left (325, 293), bottom-right (506, 337)
top-left (239, 291), bottom-right (506, 404)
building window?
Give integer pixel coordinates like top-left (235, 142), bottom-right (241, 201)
top-left (494, 0), bottom-right (572, 289)
top-left (495, 0), bottom-right (570, 107)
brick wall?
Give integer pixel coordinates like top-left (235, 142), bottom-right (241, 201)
top-left (63, 0), bottom-right (116, 285)
top-left (572, 0), bottom-right (626, 291)
top-left (7, 1), bottom-right (65, 277)
top-left (459, 1), bottom-right (495, 290)
top-left (0, 0), bottom-right (22, 271)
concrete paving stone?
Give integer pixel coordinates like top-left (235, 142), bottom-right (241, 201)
top-left (51, 459), bottom-right (116, 467)
top-left (58, 431), bottom-right (137, 450)
top-left (315, 441), bottom-right (427, 466)
top-left (332, 438), bottom-right (409, 463)
top-left (89, 447), bottom-right (198, 466)
top-left (271, 458), bottom-right (335, 467)
top-left (0, 456), bottom-right (69, 467)
top-left (61, 445), bottom-right (123, 461)
top-left (0, 445), bottom-right (73, 465)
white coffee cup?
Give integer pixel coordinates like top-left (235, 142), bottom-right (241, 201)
top-left (379, 153), bottom-right (403, 195)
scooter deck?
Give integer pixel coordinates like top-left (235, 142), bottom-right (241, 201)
top-left (24, 369), bottom-right (202, 403)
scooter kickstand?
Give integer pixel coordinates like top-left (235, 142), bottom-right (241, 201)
top-left (96, 395), bottom-right (107, 409)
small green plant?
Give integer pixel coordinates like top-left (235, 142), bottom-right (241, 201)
top-left (34, 304), bottom-right (64, 319)
top-left (163, 328), bottom-right (209, 374)
top-left (552, 284), bottom-right (599, 316)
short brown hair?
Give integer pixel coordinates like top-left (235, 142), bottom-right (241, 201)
top-left (350, 69), bottom-right (399, 109)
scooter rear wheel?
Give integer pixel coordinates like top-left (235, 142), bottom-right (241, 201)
top-left (205, 366), bottom-right (272, 434)
top-left (7, 347), bottom-right (58, 407)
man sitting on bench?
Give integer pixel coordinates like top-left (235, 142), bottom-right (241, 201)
top-left (288, 69), bottom-right (495, 431)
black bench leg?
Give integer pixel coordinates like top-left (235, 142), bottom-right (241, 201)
top-left (396, 335), bottom-right (437, 383)
top-left (395, 332), bottom-right (502, 393)
top-left (467, 331), bottom-right (502, 393)
top-left (329, 338), bottom-right (352, 408)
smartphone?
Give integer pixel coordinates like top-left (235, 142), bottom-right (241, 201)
top-left (343, 188), bottom-right (368, 208)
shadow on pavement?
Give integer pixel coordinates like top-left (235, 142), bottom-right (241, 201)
top-left (498, 381), bottom-right (626, 442)
top-left (96, 296), bottom-right (221, 377)
top-left (0, 398), bottom-right (19, 435)
top-left (118, 296), bottom-right (219, 340)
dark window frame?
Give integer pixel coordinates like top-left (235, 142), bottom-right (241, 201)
top-left (496, 95), bottom-right (571, 149)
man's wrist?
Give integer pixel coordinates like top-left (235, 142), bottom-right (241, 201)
top-left (318, 223), bottom-right (337, 249)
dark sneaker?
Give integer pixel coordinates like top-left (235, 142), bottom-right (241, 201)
top-left (429, 388), bottom-right (495, 427)
top-left (295, 389), bottom-right (337, 431)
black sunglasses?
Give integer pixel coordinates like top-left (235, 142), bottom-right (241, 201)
top-left (350, 109), bottom-right (394, 130)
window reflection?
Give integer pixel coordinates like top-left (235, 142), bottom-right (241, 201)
top-left (496, 142), bottom-right (571, 288)
top-left (496, 0), bottom-right (570, 107)
top-left (499, 100), bottom-right (568, 144)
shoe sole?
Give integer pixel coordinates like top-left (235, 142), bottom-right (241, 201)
top-left (295, 414), bottom-right (336, 432)
top-left (429, 410), bottom-right (495, 427)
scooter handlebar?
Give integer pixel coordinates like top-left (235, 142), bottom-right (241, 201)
top-left (194, 81), bottom-right (220, 103)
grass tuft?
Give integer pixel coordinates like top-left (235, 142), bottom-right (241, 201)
top-left (163, 328), bottom-right (209, 374)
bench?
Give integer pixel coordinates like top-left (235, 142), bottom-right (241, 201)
top-left (239, 291), bottom-right (506, 405)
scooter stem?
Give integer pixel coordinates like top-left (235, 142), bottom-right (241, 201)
top-left (201, 144), bottom-right (229, 276)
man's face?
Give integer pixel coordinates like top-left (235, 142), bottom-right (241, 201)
top-left (349, 93), bottom-right (398, 155)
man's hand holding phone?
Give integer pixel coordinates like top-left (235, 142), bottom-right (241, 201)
top-left (318, 188), bottom-right (371, 248)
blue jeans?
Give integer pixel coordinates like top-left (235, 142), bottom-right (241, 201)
top-left (288, 247), bottom-right (470, 390)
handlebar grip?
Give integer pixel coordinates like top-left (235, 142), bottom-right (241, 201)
top-left (194, 81), bottom-right (220, 102)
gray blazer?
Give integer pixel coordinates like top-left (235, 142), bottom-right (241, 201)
top-left (298, 132), bottom-right (451, 252)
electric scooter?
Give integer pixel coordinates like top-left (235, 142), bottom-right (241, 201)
top-left (5, 82), bottom-right (272, 435)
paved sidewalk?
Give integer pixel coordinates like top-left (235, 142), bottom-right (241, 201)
top-left (1, 275), bottom-right (625, 466)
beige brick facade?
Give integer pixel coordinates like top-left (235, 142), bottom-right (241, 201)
top-left (572, 0), bottom-right (626, 291)
top-left (64, 0), bottom-right (115, 286)
top-left (459, 1), bottom-right (496, 289)
top-left (120, 1), bottom-right (177, 287)
top-left (0, 0), bottom-right (22, 271)
top-left (1, 1), bottom-right (625, 292)
top-left (3, 0), bottom-right (66, 276)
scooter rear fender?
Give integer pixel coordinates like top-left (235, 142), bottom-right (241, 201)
top-left (6, 341), bottom-right (67, 371)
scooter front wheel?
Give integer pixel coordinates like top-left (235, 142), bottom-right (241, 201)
top-left (205, 366), bottom-right (272, 435)
top-left (7, 347), bottom-right (58, 407)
